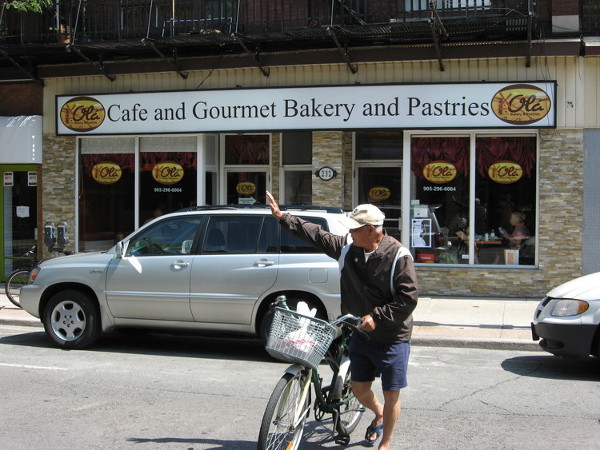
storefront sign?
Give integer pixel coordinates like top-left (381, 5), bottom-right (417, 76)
top-left (368, 186), bottom-right (391, 200)
top-left (152, 161), bottom-right (184, 185)
top-left (92, 162), bottom-right (122, 184)
top-left (488, 161), bottom-right (523, 184)
top-left (422, 161), bottom-right (457, 184)
top-left (56, 82), bottom-right (556, 135)
top-left (236, 181), bottom-right (256, 195)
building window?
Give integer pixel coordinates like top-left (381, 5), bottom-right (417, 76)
top-left (409, 133), bottom-right (537, 266)
top-left (78, 137), bottom-right (136, 252)
top-left (282, 132), bottom-right (312, 205)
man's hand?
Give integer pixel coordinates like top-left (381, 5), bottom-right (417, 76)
top-left (266, 191), bottom-right (283, 219)
top-left (361, 314), bottom-right (376, 332)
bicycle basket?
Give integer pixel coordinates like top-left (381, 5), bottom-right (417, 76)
top-left (265, 307), bottom-right (337, 370)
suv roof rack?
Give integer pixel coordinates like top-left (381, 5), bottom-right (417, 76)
top-left (179, 204), bottom-right (344, 214)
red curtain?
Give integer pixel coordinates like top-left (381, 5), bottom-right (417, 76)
top-left (411, 137), bottom-right (470, 178)
top-left (476, 137), bottom-right (536, 177)
top-left (140, 152), bottom-right (197, 171)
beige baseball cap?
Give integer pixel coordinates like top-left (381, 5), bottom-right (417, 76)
top-left (340, 204), bottom-right (385, 230)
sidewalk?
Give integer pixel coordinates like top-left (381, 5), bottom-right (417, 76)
top-left (0, 289), bottom-right (542, 351)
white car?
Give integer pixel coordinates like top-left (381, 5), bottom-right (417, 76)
top-left (20, 206), bottom-right (348, 349)
top-left (532, 272), bottom-right (600, 358)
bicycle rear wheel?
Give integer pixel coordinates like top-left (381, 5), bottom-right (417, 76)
top-left (5, 269), bottom-right (30, 308)
top-left (257, 371), bottom-right (310, 450)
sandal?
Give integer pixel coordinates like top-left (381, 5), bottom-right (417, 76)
top-left (364, 419), bottom-right (384, 445)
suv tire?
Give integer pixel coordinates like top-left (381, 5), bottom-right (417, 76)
top-left (43, 290), bottom-right (101, 349)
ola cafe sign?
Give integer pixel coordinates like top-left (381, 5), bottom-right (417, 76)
top-left (488, 161), bottom-right (523, 184)
top-left (56, 82), bottom-right (556, 135)
top-left (423, 161), bottom-right (457, 184)
top-left (369, 186), bottom-right (391, 201)
top-left (92, 162), bottom-right (122, 185)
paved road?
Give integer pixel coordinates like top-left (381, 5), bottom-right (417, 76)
top-left (1, 325), bottom-right (598, 449)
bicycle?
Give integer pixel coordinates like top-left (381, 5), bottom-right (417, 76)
top-left (4, 245), bottom-right (38, 308)
top-left (257, 296), bottom-right (365, 449)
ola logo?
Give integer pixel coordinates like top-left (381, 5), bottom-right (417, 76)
top-left (60, 96), bottom-right (106, 132)
top-left (423, 161), bottom-right (457, 184)
top-left (488, 161), bottom-right (523, 184)
top-left (152, 162), bottom-right (184, 185)
top-left (491, 84), bottom-right (551, 125)
top-left (368, 186), bottom-right (391, 201)
top-left (236, 182), bottom-right (256, 195)
top-left (92, 162), bottom-right (122, 185)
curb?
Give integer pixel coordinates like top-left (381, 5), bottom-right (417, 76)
top-left (411, 336), bottom-right (542, 352)
top-left (0, 310), bottom-right (543, 351)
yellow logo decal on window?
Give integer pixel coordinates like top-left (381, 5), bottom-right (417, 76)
top-left (91, 162), bottom-right (122, 185)
top-left (60, 96), bottom-right (105, 132)
top-left (491, 84), bottom-right (551, 125)
top-left (423, 161), bottom-right (457, 184)
top-left (236, 182), bottom-right (256, 195)
top-left (368, 186), bottom-right (391, 201)
top-left (152, 162), bottom-right (184, 185)
top-left (488, 161), bottom-right (523, 184)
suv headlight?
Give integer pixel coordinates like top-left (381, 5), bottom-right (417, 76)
top-left (550, 299), bottom-right (589, 317)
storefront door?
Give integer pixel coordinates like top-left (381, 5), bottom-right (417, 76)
top-left (1, 165), bottom-right (39, 280)
top-left (357, 166), bottom-right (402, 240)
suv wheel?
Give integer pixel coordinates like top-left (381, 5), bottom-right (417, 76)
top-left (42, 290), bottom-right (101, 349)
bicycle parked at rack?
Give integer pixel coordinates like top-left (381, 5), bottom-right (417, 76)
top-left (4, 245), bottom-right (73, 308)
top-left (4, 245), bottom-right (38, 308)
top-left (257, 296), bottom-right (365, 449)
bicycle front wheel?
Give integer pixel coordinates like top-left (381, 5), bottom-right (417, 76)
top-left (257, 371), bottom-right (310, 450)
top-left (5, 269), bottom-right (30, 308)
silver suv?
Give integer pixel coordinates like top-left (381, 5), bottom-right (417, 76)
top-left (20, 206), bottom-right (348, 349)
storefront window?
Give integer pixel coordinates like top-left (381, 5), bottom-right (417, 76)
top-left (475, 136), bottom-right (537, 266)
top-left (409, 134), bottom-right (537, 266)
top-left (282, 132), bottom-right (312, 205)
top-left (410, 136), bottom-right (470, 264)
top-left (78, 138), bottom-right (135, 252)
top-left (140, 136), bottom-right (198, 223)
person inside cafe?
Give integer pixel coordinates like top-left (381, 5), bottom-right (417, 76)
top-left (499, 211), bottom-right (529, 249)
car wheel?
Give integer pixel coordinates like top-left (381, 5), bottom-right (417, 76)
top-left (259, 295), bottom-right (326, 345)
top-left (42, 290), bottom-right (101, 349)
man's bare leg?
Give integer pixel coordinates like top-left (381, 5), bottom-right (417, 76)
top-left (352, 381), bottom-right (384, 440)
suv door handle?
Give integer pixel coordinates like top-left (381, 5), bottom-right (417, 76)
top-left (255, 259), bottom-right (275, 267)
top-left (171, 260), bottom-right (190, 270)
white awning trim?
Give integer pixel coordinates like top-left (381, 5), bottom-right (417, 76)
top-left (0, 115), bottom-right (42, 164)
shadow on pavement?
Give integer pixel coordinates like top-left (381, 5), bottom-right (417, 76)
top-left (0, 328), bottom-right (278, 363)
top-left (501, 354), bottom-right (600, 381)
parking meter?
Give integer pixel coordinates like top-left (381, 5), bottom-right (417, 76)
top-left (56, 221), bottom-right (69, 250)
top-left (44, 221), bottom-right (56, 250)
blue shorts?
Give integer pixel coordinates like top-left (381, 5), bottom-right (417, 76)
top-left (349, 333), bottom-right (410, 391)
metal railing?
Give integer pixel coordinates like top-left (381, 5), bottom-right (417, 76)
top-left (0, 0), bottom-right (541, 46)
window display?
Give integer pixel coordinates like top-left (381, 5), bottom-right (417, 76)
top-left (409, 134), bottom-right (537, 266)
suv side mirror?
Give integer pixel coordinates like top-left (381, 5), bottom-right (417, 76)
top-left (115, 241), bottom-right (124, 258)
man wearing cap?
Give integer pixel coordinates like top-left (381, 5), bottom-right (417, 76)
top-left (266, 191), bottom-right (418, 449)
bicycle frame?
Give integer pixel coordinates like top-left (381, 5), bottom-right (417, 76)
top-left (282, 324), bottom-right (358, 433)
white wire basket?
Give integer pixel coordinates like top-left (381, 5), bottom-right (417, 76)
top-left (266, 307), bottom-right (337, 369)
